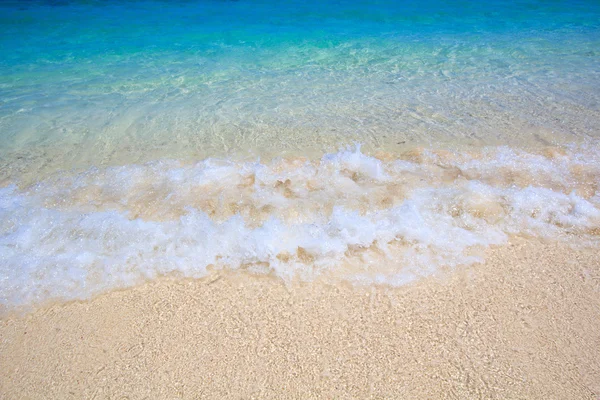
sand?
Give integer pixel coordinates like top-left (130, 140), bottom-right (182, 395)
top-left (1, 237), bottom-right (600, 399)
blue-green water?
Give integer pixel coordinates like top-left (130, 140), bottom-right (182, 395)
top-left (1, 0), bottom-right (600, 307)
top-left (2, 0), bottom-right (600, 174)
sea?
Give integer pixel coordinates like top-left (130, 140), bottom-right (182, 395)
top-left (1, 0), bottom-right (599, 308)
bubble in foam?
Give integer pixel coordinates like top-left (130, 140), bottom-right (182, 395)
top-left (1, 145), bottom-right (599, 308)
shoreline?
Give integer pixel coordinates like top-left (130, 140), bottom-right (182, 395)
top-left (2, 1), bottom-right (600, 398)
top-left (3, 138), bottom-right (597, 190)
top-left (1, 238), bottom-right (599, 399)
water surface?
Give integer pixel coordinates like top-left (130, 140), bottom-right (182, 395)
top-left (1, 0), bottom-right (600, 307)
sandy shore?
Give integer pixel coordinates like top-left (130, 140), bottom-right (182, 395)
top-left (1, 237), bottom-right (599, 399)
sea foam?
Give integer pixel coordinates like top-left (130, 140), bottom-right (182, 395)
top-left (1, 145), bottom-right (599, 307)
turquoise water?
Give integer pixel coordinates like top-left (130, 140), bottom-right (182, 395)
top-left (2, 0), bottom-right (600, 175)
top-left (1, 0), bottom-right (600, 307)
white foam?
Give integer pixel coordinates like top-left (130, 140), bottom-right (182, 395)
top-left (1, 145), bottom-right (599, 307)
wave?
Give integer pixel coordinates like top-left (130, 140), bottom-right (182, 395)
top-left (1, 145), bottom-right (599, 307)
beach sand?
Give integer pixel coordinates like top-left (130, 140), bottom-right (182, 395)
top-left (1, 237), bottom-right (599, 399)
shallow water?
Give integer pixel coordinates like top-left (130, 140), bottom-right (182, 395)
top-left (1, 0), bottom-right (600, 307)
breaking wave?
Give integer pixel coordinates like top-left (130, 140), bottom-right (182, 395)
top-left (1, 145), bottom-right (599, 307)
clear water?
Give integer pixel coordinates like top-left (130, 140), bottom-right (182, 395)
top-left (1, 0), bottom-right (600, 307)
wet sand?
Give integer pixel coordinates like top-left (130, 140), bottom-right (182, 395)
top-left (1, 237), bottom-right (599, 399)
